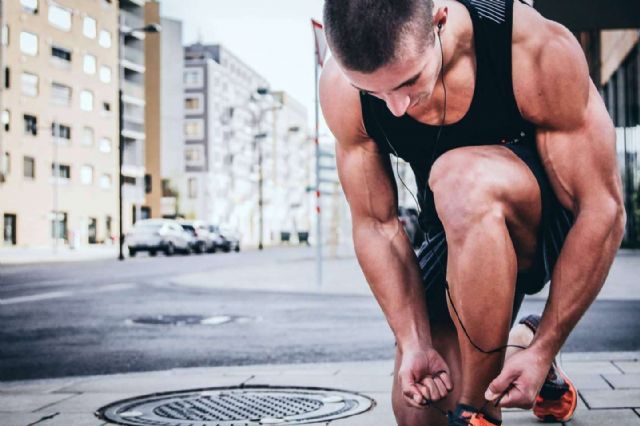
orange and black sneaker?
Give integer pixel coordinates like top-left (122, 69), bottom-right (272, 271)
top-left (448, 404), bottom-right (502, 426)
top-left (519, 315), bottom-right (578, 422)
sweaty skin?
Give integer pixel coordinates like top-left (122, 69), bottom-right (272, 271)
top-left (320, 0), bottom-right (624, 419)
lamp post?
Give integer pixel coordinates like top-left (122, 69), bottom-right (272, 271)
top-left (118, 23), bottom-right (160, 261)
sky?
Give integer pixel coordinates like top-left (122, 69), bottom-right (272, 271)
top-left (160, 0), bottom-right (327, 130)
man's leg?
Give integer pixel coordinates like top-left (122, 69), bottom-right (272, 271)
top-left (428, 145), bottom-right (542, 421)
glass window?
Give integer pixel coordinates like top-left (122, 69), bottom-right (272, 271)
top-left (184, 94), bottom-right (204, 113)
top-left (100, 174), bottom-right (112, 189)
top-left (188, 177), bottom-right (197, 198)
top-left (51, 122), bottom-right (71, 140)
top-left (99, 66), bottom-right (111, 83)
top-left (51, 212), bottom-right (67, 240)
top-left (2, 152), bottom-right (9, 176)
top-left (21, 72), bottom-right (38, 96)
top-left (48, 3), bottom-right (72, 31)
top-left (19, 32), bottom-right (38, 56)
top-left (99, 137), bottom-right (111, 153)
top-left (23, 114), bottom-right (37, 135)
top-left (1, 25), bottom-right (8, 46)
top-left (3, 67), bottom-right (8, 89)
top-left (51, 163), bottom-right (70, 179)
top-left (98, 30), bottom-right (111, 48)
top-left (81, 127), bottom-right (94, 146)
top-left (102, 102), bottom-right (111, 113)
top-left (2, 110), bottom-right (9, 132)
top-left (80, 165), bottom-right (93, 184)
top-left (20, 0), bottom-right (38, 14)
top-left (184, 119), bottom-right (204, 139)
top-left (51, 45), bottom-right (71, 62)
top-left (83, 16), bottom-right (96, 39)
top-left (184, 69), bottom-right (203, 88)
top-left (51, 82), bottom-right (71, 106)
top-left (83, 54), bottom-right (96, 74)
top-left (80, 90), bottom-right (93, 111)
top-left (23, 156), bottom-right (35, 179)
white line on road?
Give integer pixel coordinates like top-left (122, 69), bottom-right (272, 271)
top-left (0, 283), bottom-right (135, 305)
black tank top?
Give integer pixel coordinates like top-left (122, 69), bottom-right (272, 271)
top-left (360, 0), bottom-right (535, 231)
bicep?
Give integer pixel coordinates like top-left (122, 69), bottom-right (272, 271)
top-left (336, 140), bottom-right (399, 224)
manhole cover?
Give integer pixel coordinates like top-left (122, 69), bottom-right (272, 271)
top-left (127, 315), bottom-right (255, 326)
top-left (96, 386), bottom-right (375, 425)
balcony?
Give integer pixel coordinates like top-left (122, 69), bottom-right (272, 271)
top-left (120, 9), bottom-right (144, 32)
top-left (122, 80), bottom-right (144, 100)
top-left (123, 46), bottom-right (144, 67)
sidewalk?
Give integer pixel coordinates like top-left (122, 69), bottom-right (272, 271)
top-left (1, 352), bottom-right (639, 425)
top-left (0, 245), bottom-right (118, 266)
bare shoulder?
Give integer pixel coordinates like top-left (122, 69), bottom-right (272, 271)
top-left (511, 1), bottom-right (590, 130)
top-left (319, 57), bottom-right (372, 148)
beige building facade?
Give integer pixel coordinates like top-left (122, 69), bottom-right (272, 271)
top-left (0, 0), bottom-right (120, 247)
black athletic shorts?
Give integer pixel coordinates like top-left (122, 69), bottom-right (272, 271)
top-left (416, 142), bottom-right (575, 325)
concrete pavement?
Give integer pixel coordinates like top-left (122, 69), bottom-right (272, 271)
top-left (1, 353), bottom-right (640, 425)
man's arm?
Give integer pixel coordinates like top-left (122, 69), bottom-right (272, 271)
top-left (320, 58), bottom-right (452, 407)
top-left (488, 5), bottom-right (625, 406)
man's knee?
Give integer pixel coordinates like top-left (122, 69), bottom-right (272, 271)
top-left (429, 150), bottom-right (505, 241)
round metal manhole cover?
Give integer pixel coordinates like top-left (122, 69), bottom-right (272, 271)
top-left (126, 315), bottom-right (256, 326)
top-left (96, 386), bottom-right (375, 425)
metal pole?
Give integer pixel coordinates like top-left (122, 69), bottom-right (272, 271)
top-left (314, 60), bottom-right (322, 288)
top-left (258, 134), bottom-right (264, 250)
top-left (118, 30), bottom-right (125, 260)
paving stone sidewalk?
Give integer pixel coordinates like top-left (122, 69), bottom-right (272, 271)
top-left (1, 352), bottom-right (639, 426)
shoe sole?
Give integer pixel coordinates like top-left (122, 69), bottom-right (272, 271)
top-left (534, 357), bottom-right (578, 423)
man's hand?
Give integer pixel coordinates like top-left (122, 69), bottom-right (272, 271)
top-left (398, 347), bottom-right (453, 409)
top-left (485, 347), bottom-right (550, 409)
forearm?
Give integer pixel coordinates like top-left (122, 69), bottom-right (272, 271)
top-left (353, 218), bottom-right (432, 351)
top-left (531, 206), bottom-right (624, 362)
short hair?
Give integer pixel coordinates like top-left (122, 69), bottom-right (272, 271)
top-left (323, 0), bottom-right (435, 73)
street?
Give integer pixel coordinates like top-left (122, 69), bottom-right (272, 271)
top-left (1, 247), bottom-right (639, 381)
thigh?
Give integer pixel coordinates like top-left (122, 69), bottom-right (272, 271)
top-left (429, 145), bottom-right (543, 270)
top-left (392, 321), bottom-right (461, 426)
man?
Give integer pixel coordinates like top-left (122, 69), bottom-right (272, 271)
top-left (319, 0), bottom-right (625, 425)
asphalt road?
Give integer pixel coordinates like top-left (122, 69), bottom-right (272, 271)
top-left (1, 248), bottom-right (639, 381)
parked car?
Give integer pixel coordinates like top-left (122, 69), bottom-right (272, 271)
top-left (178, 220), bottom-right (212, 254)
top-left (205, 225), bottom-right (224, 253)
top-left (398, 206), bottom-right (424, 248)
top-left (209, 225), bottom-right (240, 252)
top-left (126, 219), bottom-right (192, 257)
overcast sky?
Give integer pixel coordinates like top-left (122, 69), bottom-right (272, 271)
top-left (160, 0), bottom-right (327, 129)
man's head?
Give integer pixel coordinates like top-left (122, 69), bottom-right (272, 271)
top-left (324, 0), bottom-right (447, 117)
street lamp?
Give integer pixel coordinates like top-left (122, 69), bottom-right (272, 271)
top-left (118, 23), bottom-right (161, 261)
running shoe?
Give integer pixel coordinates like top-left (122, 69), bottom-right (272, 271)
top-left (448, 404), bottom-right (502, 426)
top-left (519, 315), bottom-right (578, 422)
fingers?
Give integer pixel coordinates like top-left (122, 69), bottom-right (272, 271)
top-left (495, 385), bottom-right (536, 409)
top-left (399, 370), bottom-right (429, 409)
top-left (485, 368), bottom-right (519, 402)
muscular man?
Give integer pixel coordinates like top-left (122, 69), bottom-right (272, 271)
top-left (319, 1), bottom-right (625, 425)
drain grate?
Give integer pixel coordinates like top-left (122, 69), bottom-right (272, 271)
top-left (96, 386), bottom-right (375, 425)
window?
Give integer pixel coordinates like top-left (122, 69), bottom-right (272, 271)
top-left (184, 119), bottom-right (204, 139)
top-left (51, 122), bottom-right (71, 140)
top-left (80, 90), bottom-right (93, 111)
top-left (21, 72), bottom-right (38, 96)
top-left (184, 94), bottom-right (204, 113)
top-left (81, 127), bottom-right (94, 146)
top-left (188, 177), bottom-right (197, 198)
top-left (51, 45), bottom-right (71, 62)
top-left (184, 69), bottom-right (203, 88)
top-left (100, 173), bottom-right (112, 189)
top-left (1, 152), bottom-right (9, 175)
top-left (51, 212), bottom-right (67, 240)
top-left (51, 163), bottom-right (70, 179)
top-left (19, 32), bottom-right (38, 56)
top-left (20, 0), bottom-right (38, 14)
top-left (99, 66), bottom-right (111, 83)
top-left (99, 137), bottom-right (112, 153)
top-left (4, 67), bottom-right (9, 89)
top-left (4, 214), bottom-right (17, 246)
top-left (98, 30), bottom-right (111, 48)
top-left (51, 82), bottom-right (71, 106)
top-left (23, 114), bottom-right (37, 136)
top-left (48, 3), bottom-right (72, 31)
top-left (185, 146), bottom-right (205, 167)
top-left (144, 174), bottom-right (152, 194)
top-left (83, 16), bottom-right (96, 39)
top-left (80, 165), bottom-right (93, 184)
top-left (83, 54), bottom-right (96, 74)
top-left (2, 110), bottom-right (9, 132)
top-left (23, 156), bottom-right (35, 179)
top-left (1, 25), bottom-right (8, 46)
top-left (102, 101), bottom-right (111, 113)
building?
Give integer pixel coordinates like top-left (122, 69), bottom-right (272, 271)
top-left (157, 16), bottom-right (184, 219)
top-left (0, 0), bottom-right (119, 247)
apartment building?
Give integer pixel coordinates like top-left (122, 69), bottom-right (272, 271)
top-left (0, 0), bottom-right (119, 247)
